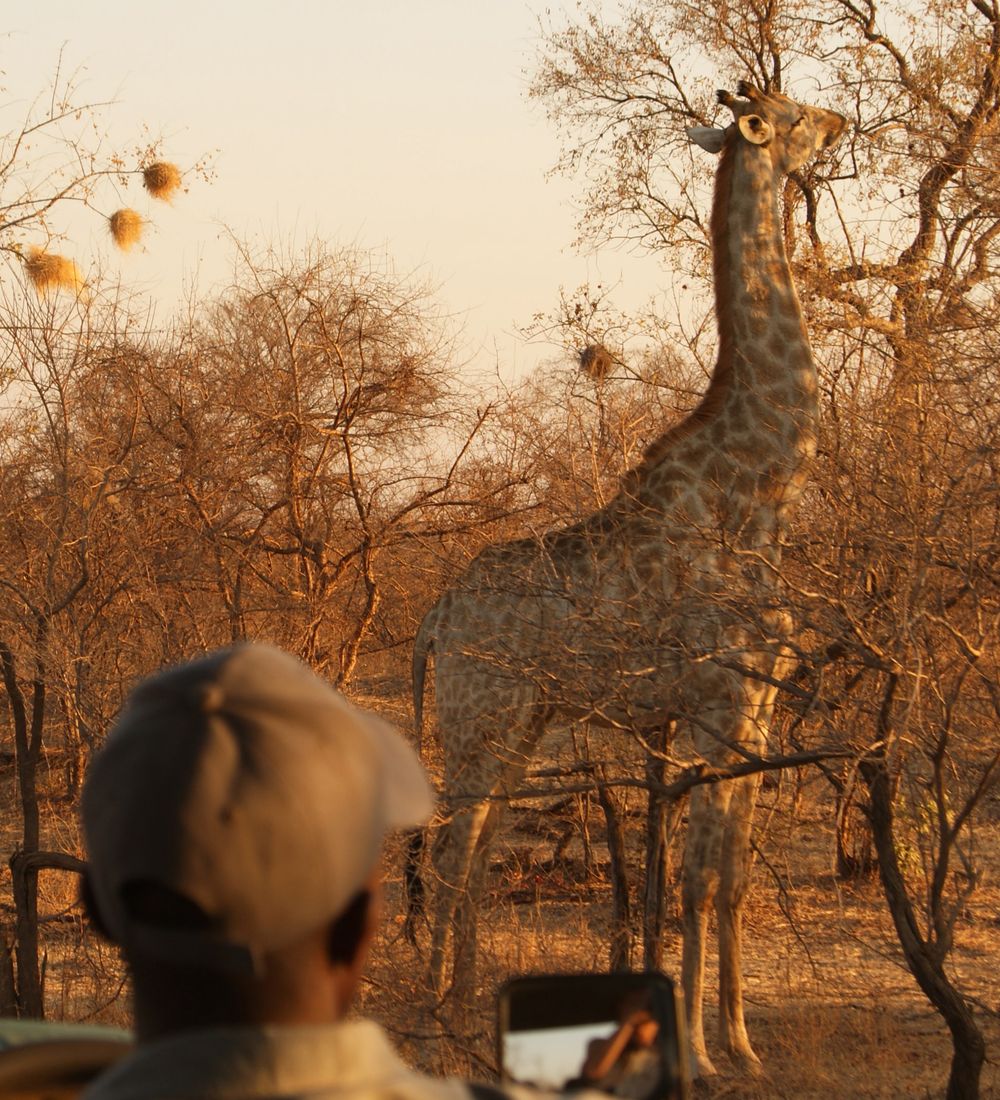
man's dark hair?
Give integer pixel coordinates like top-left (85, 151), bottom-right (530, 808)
top-left (84, 876), bottom-right (372, 970)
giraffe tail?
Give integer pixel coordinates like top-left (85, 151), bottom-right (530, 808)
top-left (403, 604), bottom-right (437, 943)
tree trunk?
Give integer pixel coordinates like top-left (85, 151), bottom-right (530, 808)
top-left (834, 786), bottom-right (877, 879)
top-left (10, 861), bottom-right (42, 1018)
top-left (862, 751), bottom-right (984, 1099)
top-left (596, 772), bottom-right (632, 971)
top-left (8, 853), bottom-right (83, 1020)
top-left (337, 544), bottom-right (381, 688)
top-left (0, 931), bottom-right (17, 1016)
top-left (1, 639), bottom-right (46, 1017)
top-left (643, 728), bottom-right (670, 970)
top-left (576, 790), bottom-right (596, 878)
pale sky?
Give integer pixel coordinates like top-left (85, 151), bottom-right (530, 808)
top-left (8, 2), bottom-right (662, 378)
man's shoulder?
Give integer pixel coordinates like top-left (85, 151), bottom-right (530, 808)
top-left (469, 1086), bottom-right (510, 1100)
top-left (466, 1084), bottom-right (575, 1100)
top-left (468, 1084), bottom-right (549, 1100)
top-left (80, 1020), bottom-right (573, 1100)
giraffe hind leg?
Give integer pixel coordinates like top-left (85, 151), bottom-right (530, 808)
top-left (450, 798), bottom-right (503, 1005)
top-left (429, 704), bottom-right (545, 1000)
top-left (429, 798), bottom-right (492, 997)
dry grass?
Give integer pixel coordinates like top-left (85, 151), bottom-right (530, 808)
top-left (364, 775), bottom-right (1000, 1099)
top-left (142, 160), bottom-right (181, 202)
top-left (108, 208), bottom-right (144, 252)
top-left (11, 731), bottom-right (1000, 1098)
top-left (23, 246), bottom-right (84, 295)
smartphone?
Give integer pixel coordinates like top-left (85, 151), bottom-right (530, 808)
top-left (498, 972), bottom-right (690, 1100)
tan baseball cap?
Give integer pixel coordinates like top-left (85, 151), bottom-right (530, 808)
top-left (81, 643), bottom-right (433, 974)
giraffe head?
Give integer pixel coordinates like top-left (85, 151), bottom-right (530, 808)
top-left (688, 81), bottom-right (846, 173)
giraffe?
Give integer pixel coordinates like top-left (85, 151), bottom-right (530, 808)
top-left (410, 82), bottom-right (845, 1076)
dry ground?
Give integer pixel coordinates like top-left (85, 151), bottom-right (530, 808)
top-left (369, 766), bottom-right (1000, 1100)
top-left (7, 739), bottom-right (1000, 1099)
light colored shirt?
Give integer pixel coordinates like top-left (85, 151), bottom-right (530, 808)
top-left (603, 1048), bottom-right (662, 1099)
top-left (83, 1017), bottom-right (547, 1100)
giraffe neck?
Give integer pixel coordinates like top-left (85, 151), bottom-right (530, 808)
top-left (708, 135), bottom-right (818, 465)
top-left (622, 135), bottom-right (818, 511)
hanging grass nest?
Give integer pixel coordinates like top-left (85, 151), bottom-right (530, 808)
top-left (578, 343), bottom-right (615, 381)
top-left (24, 246), bottom-right (85, 295)
top-left (142, 160), bottom-right (182, 201)
top-left (108, 208), bottom-right (144, 251)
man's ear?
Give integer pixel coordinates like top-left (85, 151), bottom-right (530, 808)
top-left (80, 870), bottom-right (114, 942)
top-left (686, 126), bottom-right (726, 154)
top-left (326, 890), bottom-right (373, 968)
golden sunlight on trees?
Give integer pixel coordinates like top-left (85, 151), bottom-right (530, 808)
top-left (0, 285), bottom-right (153, 1015)
top-left (138, 242), bottom-right (467, 684)
top-left (0, 239), bottom-right (518, 1017)
top-left (532, 1), bottom-right (1000, 1095)
top-left (0, 54), bottom-right (204, 1017)
top-left (1, 7), bottom-right (999, 1096)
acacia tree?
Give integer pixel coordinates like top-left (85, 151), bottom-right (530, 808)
top-left (0, 284), bottom-right (157, 1016)
top-left (0, 240), bottom-right (504, 1017)
top-left (130, 242), bottom-right (473, 685)
top-left (532, 2), bottom-right (1000, 1095)
top-left (0, 48), bottom-right (208, 1016)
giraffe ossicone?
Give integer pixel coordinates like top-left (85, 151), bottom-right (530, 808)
top-left (409, 81), bottom-right (845, 1079)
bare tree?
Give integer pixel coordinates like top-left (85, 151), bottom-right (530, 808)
top-left (0, 238), bottom-right (504, 1016)
top-left (0, 284), bottom-right (156, 1016)
top-left (532, 1), bottom-right (1000, 1094)
top-left (126, 241), bottom-right (470, 684)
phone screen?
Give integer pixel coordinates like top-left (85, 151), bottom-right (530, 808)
top-left (498, 972), bottom-right (689, 1100)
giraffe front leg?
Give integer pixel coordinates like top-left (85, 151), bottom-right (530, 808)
top-left (717, 771), bottom-right (764, 1074)
top-left (682, 783), bottom-right (726, 1078)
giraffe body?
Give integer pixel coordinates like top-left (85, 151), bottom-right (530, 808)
top-left (415, 83), bottom-right (845, 1077)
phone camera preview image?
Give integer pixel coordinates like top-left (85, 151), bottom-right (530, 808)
top-left (498, 973), bottom-right (690, 1100)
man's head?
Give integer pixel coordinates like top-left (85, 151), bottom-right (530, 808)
top-left (81, 643), bottom-right (433, 1034)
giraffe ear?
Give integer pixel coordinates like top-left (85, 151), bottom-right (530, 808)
top-left (686, 127), bottom-right (726, 154)
top-left (738, 114), bottom-right (771, 145)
